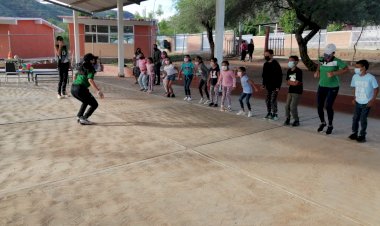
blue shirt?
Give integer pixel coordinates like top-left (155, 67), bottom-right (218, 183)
top-left (351, 73), bottom-right (379, 104)
top-left (241, 75), bottom-right (252, 94)
top-left (181, 62), bottom-right (194, 76)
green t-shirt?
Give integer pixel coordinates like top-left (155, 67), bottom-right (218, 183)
top-left (318, 57), bottom-right (347, 88)
top-left (73, 71), bottom-right (94, 88)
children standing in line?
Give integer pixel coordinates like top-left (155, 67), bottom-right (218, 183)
top-left (146, 57), bottom-right (155, 93)
top-left (194, 56), bottom-right (210, 104)
top-left (208, 58), bottom-right (220, 107)
top-left (138, 54), bottom-right (148, 91)
top-left (163, 58), bottom-right (178, 98)
top-left (284, 56), bottom-right (303, 127)
top-left (218, 60), bottom-right (236, 112)
top-left (178, 55), bottom-right (195, 101)
top-left (349, 60), bottom-right (379, 143)
top-left (236, 67), bottom-right (259, 117)
top-left (262, 49), bottom-right (283, 120)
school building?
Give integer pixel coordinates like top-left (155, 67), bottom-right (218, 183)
top-left (61, 16), bottom-right (157, 60)
top-left (0, 17), bottom-right (64, 59)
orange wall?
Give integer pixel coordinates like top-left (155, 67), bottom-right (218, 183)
top-left (7, 20), bottom-right (56, 58)
top-left (134, 25), bottom-right (153, 58)
top-left (68, 23), bottom-right (86, 59)
top-left (0, 25), bottom-right (11, 58)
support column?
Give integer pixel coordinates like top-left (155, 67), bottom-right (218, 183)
top-left (117, 0), bottom-right (125, 77)
top-left (215, 0), bottom-right (225, 64)
top-left (73, 10), bottom-right (81, 64)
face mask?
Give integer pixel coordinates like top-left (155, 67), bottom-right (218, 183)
top-left (354, 68), bottom-right (361, 75)
top-left (288, 61), bottom-right (295, 69)
top-left (195, 62), bottom-right (199, 65)
top-left (237, 71), bottom-right (243, 77)
top-left (221, 66), bottom-right (228, 71)
top-left (264, 56), bottom-right (270, 61)
top-left (324, 53), bottom-right (333, 62)
top-left (184, 58), bottom-right (189, 62)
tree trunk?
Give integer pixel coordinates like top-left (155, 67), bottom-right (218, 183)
top-left (206, 24), bottom-right (215, 59)
top-left (295, 31), bottom-right (317, 71)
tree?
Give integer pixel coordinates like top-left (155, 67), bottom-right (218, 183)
top-left (272, 0), bottom-right (380, 71)
top-left (173, 0), bottom-right (260, 58)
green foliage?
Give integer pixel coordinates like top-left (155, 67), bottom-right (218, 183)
top-left (279, 10), bottom-right (297, 33)
top-left (240, 10), bottom-right (272, 35)
top-left (326, 23), bottom-right (344, 32)
top-left (158, 19), bottom-right (176, 35)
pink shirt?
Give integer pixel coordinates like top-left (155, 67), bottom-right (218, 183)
top-left (219, 70), bottom-right (236, 87)
top-left (139, 59), bottom-right (147, 72)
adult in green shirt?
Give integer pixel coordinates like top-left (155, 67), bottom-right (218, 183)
top-left (71, 53), bottom-right (104, 125)
top-left (314, 43), bottom-right (349, 134)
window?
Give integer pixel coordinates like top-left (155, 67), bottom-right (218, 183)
top-left (84, 24), bottom-right (134, 44)
top-left (175, 35), bottom-right (187, 50)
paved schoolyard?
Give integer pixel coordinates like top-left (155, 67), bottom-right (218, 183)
top-left (0, 75), bottom-right (379, 225)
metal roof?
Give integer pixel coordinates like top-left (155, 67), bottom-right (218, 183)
top-left (0, 17), bottom-right (65, 33)
top-left (43, 0), bottom-right (146, 14)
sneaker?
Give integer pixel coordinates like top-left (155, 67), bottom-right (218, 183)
top-left (292, 121), bottom-right (300, 127)
top-left (208, 102), bottom-right (214, 107)
top-left (167, 93), bottom-right (171, 97)
top-left (236, 110), bottom-right (246, 116)
top-left (227, 106), bottom-right (232, 112)
top-left (204, 100), bottom-right (211, 105)
top-left (79, 117), bottom-right (93, 125)
top-left (184, 97), bottom-right (188, 101)
top-left (171, 93), bottom-right (175, 98)
top-left (264, 113), bottom-right (272, 120)
top-left (348, 133), bottom-right (358, 140)
top-left (213, 103), bottom-right (218, 107)
top-left (57, 94), bottom-right (62, 99)
top-left (187, 97), bottom-right (192, 101)
top-left (317, 123), bottom-right (327, 132)
top-left (356, 136), bottom-right (366, 143)
top-left (284, 118), bottom-right (290, 126)
top-left (326, 126), bottom-right (333, 135)
top-left (272, 114), bottom-right (279, 121)
top-left (140, 88), bottom-right (145, 91)
top-left (247, 111), bottom-right (253, 117)
top-left (199, 98), bottom-right (204, 104)
top-left (76, 117), bottom-right (80, 123)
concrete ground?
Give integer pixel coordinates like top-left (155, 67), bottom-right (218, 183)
top-left (0, 75), bottom-right (380, 225)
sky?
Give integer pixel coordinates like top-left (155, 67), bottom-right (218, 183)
top-left (124, 0), bottom-right (176, 20)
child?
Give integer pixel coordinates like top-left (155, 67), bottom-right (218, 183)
top-left (178, 55), bottom-right (195, 101)
top-left (262, 49), bottom-right (283, 120)
top-left (132, 48), bottom-right (142, 84)
top-left (349, 60), bottom-right (379, 143)
top-left (163, 58), bottom-right (178, 98)
top-left (236, 67), bottom-right (259, 117)
top-left (194, 56), bottom-right (210, 104)
top-left (284, 55), bottom-right (303, 127)
top-left (218, 60), bottom-right (236, 111)
top-left (137, 54), bottom-right (148, 91)
top-left (71, 53), bottom-right (104, 125)
top-left (146, 57), bottom-right (155, 93)
top-left (160, 51), bottom-right (169, 94)
top-left (207, 58), bottom-right (220, 107)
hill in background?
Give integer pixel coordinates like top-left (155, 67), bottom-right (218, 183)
top-left (0, 0), bottom-right (134, 25)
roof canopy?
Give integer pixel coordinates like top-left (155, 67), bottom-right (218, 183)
top-left (43, 0), bottom-right (146, 13)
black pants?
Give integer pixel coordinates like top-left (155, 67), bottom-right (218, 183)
top-left (71, 84), bottom-right (98, 119)
top-left (184, 75), bottom-right (193, 96)
top-left (240, 50), bottom-right (247, 61)
top-left (317, 86), bottom-right (339, 125)
top-left (352, 102), bottom-right (371, 136)
top-left (239, 93), bottom-right (252, 111)
top-left (154, 62), bottom-right (161, 85)
top-left (58, 62), bottom-right (69, 95)
top-left (199, 79), bottom-right (209, 99)
top-left (266, 89), bottom-right (278, 114)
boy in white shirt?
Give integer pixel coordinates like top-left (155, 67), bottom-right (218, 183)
top-left (349, 60), bottom-right (379, 143)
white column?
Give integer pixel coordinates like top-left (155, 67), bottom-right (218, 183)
top-left (73, 10), bottom-right (81, 64)
top-left (7, 30), bottom-right (11, 58)
top-left (215, 0), bottom-right (225, 64)
top-left (117, 0), bottom-right (125, 77)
